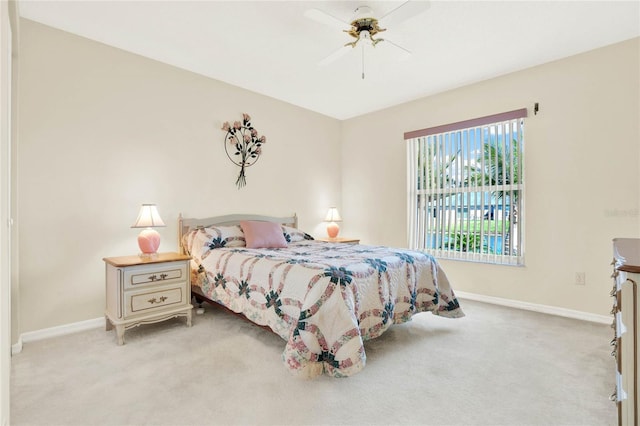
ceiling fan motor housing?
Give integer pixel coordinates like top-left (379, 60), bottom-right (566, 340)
top-left (345, 7), bottom-right (386, 47)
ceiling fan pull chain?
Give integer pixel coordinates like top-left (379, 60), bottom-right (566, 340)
top-left (361, 43), bottom-right (365, 80)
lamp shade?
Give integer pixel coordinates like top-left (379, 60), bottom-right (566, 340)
top-left (131, 204), bottom-right (165, 256)
top-left (131, 204), bottom-right (166, 228)
top-left (324, 207), bottom-right (342, 222)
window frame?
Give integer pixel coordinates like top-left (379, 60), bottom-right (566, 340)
top-left (405, 108), bottom-right (527, 266)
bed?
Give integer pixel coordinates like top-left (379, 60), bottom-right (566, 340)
top-left (179, 213), bottom-right (464, 378)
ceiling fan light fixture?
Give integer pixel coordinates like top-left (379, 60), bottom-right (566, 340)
top-left (352, 6), bottom-right (374, 21)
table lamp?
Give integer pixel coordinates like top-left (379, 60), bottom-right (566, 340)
top-left (131, 204), bottom-right (166, 256)
top-left (324, 207), bottom-right (342, 239)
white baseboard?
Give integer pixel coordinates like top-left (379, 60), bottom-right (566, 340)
top-left (456, 291), bottom-right (611, 324)
top-left (10, 338), bottom-right (21, 355)
top-left (11, 293), bottom-right (611, 354)
top-left (11, 317), bottom-right (104, 355)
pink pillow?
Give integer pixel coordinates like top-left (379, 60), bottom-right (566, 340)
top-left (240, 220), bottom-right (288, 249)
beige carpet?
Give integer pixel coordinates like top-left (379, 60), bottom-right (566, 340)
top-left (10, 299), bottom-right (615, 426)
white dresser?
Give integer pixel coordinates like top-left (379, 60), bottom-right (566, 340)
top-left (104, 252), bottom-right (193, 345)
top-left (612, 238), bottom-right (640, 425)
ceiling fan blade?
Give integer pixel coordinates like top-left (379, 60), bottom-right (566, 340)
top-left (304, 8), bottom-right (349, 30)
top-left (379, 38), bottom-right (412, 60)
top-left (379, 1), bottom-right (431, 28)
top-left (318, 45), bottom-right (351, 66)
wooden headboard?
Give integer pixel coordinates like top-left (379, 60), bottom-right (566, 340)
top-left (178, 213), bottom-right (298, 254)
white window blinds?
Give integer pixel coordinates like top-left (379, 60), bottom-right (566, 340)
top-left (405, 108), bottom-right (527, 265)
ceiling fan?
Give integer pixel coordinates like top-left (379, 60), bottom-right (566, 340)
top-left (304, 1), bottom-right (431, 78)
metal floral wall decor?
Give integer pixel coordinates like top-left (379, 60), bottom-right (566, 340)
top-left (221, 113), bottom-right (267, 189)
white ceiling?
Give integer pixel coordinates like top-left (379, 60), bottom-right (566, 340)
top-left (17, 0), bottom-right (640, 120)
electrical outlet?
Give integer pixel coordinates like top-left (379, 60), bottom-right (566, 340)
top-left (575, 272), bottom-right (586, 285)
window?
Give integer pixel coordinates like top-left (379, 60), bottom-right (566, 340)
top-left (405, 109), bottom-right (527, 265)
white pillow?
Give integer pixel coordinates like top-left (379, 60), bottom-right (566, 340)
top-left (281, 225), bottom-right (308, 243)
top-left (183, 225), bottom-right (246, 261)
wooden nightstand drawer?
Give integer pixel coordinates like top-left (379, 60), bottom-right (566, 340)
top-left (126, 284), bottom-right (186, 316)
top-left (124, 261), bottom-right (187, 289)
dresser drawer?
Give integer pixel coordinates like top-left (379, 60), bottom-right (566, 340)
top-left (123, 261), bottom-right (187, 290)
top-left (124, 284), bottom-right (187, 317)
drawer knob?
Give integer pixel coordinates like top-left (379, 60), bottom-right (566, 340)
top-left (148, 296), bottom-right (168, 305)
top-left (160, 273), bottom-right (168, 280)
top-left (149, 274), bottom-right (157, 281)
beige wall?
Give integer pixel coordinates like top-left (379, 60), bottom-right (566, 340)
top-left (16, 19), bottom-right (342, 334)
top-left (342, 37), bottom-right (640, 316)
top-left (15, 18), bottom-right (640, 338)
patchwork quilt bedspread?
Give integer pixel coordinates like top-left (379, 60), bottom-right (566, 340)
top-left (186, 236), bottom-right (464, 378)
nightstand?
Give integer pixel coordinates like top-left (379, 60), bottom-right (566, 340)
top-left (103, 252), bottom-right (193, 345)
top-left (317, 237), bottom-right (360, 244)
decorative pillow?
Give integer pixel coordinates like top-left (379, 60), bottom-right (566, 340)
top-left (204, 225), bottom-right (246, 249)
top-left (240, 220), bottom-right (288, 249)
top-left (282, 225), bottom-right (308, 243)
top-left (184, 225), bottom-right (245, 261)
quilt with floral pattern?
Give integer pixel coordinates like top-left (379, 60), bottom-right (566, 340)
top-left (185, 231), bottom-right (464, 378)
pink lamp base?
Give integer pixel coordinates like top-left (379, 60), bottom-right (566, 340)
top-left (138, 228), bottom-right (161, 255)
top-left (326, 222), bottom-right (340, 239)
